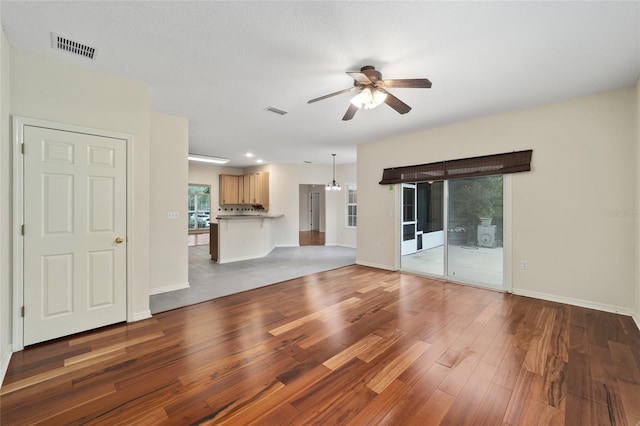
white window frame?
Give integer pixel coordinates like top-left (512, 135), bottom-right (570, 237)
top-left (188, 184), bottom-right (210, 231)
top-left (345, 182), bottom-right (357, 228)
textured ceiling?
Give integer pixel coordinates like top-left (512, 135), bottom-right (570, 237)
top-left (1, 1), bottom-right (639, 167)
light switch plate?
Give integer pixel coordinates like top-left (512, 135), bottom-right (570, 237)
top-left (167, 211), bottom-right (179, 220)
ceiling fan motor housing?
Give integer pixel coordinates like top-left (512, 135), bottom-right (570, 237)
top-left (360, 65), bottom-right (382, 84)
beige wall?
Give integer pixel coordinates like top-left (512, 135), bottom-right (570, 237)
top-left (10, 48), bottom-right (151, 320)
top-left (358, 88), bottom-right (636, 313)
top-left (336, 163), bottom-right (357, 248)
top-left (0, 27), bottom-right (12, 377)
top-left (149, 112), bottom-right (189, 294)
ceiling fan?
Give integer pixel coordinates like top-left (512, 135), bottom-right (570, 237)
top-left (307, 65), bottom-right (432, 121)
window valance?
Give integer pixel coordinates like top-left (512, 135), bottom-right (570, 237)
top-left (379, 150), bottom-right (533, 185)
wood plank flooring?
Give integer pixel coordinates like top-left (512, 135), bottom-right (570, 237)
top-left (299, 231), bottom-right (325, 246)
top-left (2, 265), bottom-right (640, 425)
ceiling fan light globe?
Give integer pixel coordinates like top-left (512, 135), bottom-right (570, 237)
top-left (350, 87), bottom-right (387, 110)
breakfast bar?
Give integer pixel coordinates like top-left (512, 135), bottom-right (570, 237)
top-left (211, 214), bottom-right (284, 264)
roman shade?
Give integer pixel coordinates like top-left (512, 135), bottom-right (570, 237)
top-left (379, 150), bottom-right (533, 185)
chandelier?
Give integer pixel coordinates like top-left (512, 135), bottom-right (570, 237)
top-left (326, 154), bottom-right (341, 191)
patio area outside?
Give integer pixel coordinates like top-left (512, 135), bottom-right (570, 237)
top-left (401, 243), bottom-right (503, 289)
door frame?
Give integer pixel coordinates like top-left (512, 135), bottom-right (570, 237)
top-left (12, 116), bottom-right (134, 351)
top-left (401, 183), bottom-right (417, 256)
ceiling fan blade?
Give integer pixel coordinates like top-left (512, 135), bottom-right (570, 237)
top-left (379, 88), bottom-right (411, 114)
top-left (342, 104), bottom-right (358, 121)
top-left (307, 87), bottom-right (357, 104)
top-left (346, 72), bottom-right (372, 84)
top-left (384, 78), bottom-right (432, 89)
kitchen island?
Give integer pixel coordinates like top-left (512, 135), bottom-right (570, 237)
top-left (211, 214), bottom-right (284, 263)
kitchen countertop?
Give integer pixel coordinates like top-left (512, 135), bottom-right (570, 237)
top-left (215, 214), bottom-right (284, 220)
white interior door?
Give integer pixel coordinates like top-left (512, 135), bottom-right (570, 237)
top-left (310, 192), bottom-right (320, 231)
top-left (23, 125), bottom-right (127, 345)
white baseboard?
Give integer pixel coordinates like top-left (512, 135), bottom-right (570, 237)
top-left (633, 312), bottom-right (640, 333)
top-left (1, 343), bottom-right (13, 385)
top-left (149, 281), bottom-right (190, 296)
top-left (356, 259), bottom-right (396, 271)
top-left (219, 253), bottom-right (270, 264)
top-left (275, 244), bottom-right (299, 248)
top-left (131, 310), bottom-right (152, 322)
top-left (512, 288), bottom-right (635, 316)
top-left (337, 244), bottom-right (357, 249)
top-left (219, 247), bottom-right (275, 264)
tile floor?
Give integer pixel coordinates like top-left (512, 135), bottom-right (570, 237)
top-left (150, 244), bottom-right (356, 313)
top-left (401, 244), bottom-right (504, 289)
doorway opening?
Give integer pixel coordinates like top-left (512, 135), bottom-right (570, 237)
top-left (298, 184), bottom-right (326, 246)
top-left (187, 184), bottom-right (211, 247)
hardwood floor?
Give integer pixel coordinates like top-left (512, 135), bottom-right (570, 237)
top-left (2, 265), bottom-right (640, 425)
top-left (299, 230), bottom-right (325, 246)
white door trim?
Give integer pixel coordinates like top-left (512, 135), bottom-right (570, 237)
top-left (12, 116), bottom-right (135, 351)
top-left (503, 174), bottom-right (513, 293)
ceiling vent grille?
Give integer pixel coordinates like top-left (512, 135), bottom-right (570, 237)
top-left (264, 106), bottom-right (288, 116)
top-left (51, 33), bottom-right (96, 59)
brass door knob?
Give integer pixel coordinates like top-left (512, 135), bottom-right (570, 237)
top-left (115, 237), bottom-right (124, 244)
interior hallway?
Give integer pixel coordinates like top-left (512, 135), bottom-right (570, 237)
top-left (299, 230), bottom-right (325, 246)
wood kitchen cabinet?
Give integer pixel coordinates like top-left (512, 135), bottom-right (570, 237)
top-left (219, 174), bottom-right (239, 205)
top-left (209, 223), bottom-right (218, 261)
top-left (247, 172), bottom-right (269, 209)
top-left (258, 172), bottom-right (269, 209)
top-left (239, 175), bottom-right (250, 204)
top-left (219, 172), bottom-right (269, 209)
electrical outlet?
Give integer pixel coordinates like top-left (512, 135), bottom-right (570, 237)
top-left (521, 261), bottom-right (528, 270)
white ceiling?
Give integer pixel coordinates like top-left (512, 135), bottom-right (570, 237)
top-left (1, 1), bottom-right (639, 167)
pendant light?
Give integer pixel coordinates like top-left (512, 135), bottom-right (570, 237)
top-left (326, 154), bottom-right (341, 191)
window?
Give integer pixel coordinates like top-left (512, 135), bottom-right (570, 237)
top-left (188, 184), bottom-right (210, 231)
top-left (346, 183), bottom-right (357, 227)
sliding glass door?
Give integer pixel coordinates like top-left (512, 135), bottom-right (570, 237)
top-left (447, 176), bottom-right (503, 289)
top-left (400, 175), bottom-right (505, 290)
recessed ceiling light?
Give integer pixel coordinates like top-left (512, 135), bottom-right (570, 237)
top-left (245, 153), bottom-right (254, 158)
top-left (257, 159), bottom-right (263, 163)
top-left (188, 154), bottom-right (230, 164)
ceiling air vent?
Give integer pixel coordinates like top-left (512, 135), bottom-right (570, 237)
top-left (264, 106), bottom-right (288, 116)
top-left (51, 33), bottom-right (96, 59)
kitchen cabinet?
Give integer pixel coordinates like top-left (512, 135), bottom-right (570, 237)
top-left (239, 175), bottom-right (250, 204)
top-left (219, 174), bottom-right (239, 205)
top-left (219, 172), bottom-right (269, 209)
top-left (209, 223), bottom-right (219, 261)
top-left (248, 172), bottom-right (269, 208)
top-left (259, 172), bottom-right (269, 209)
